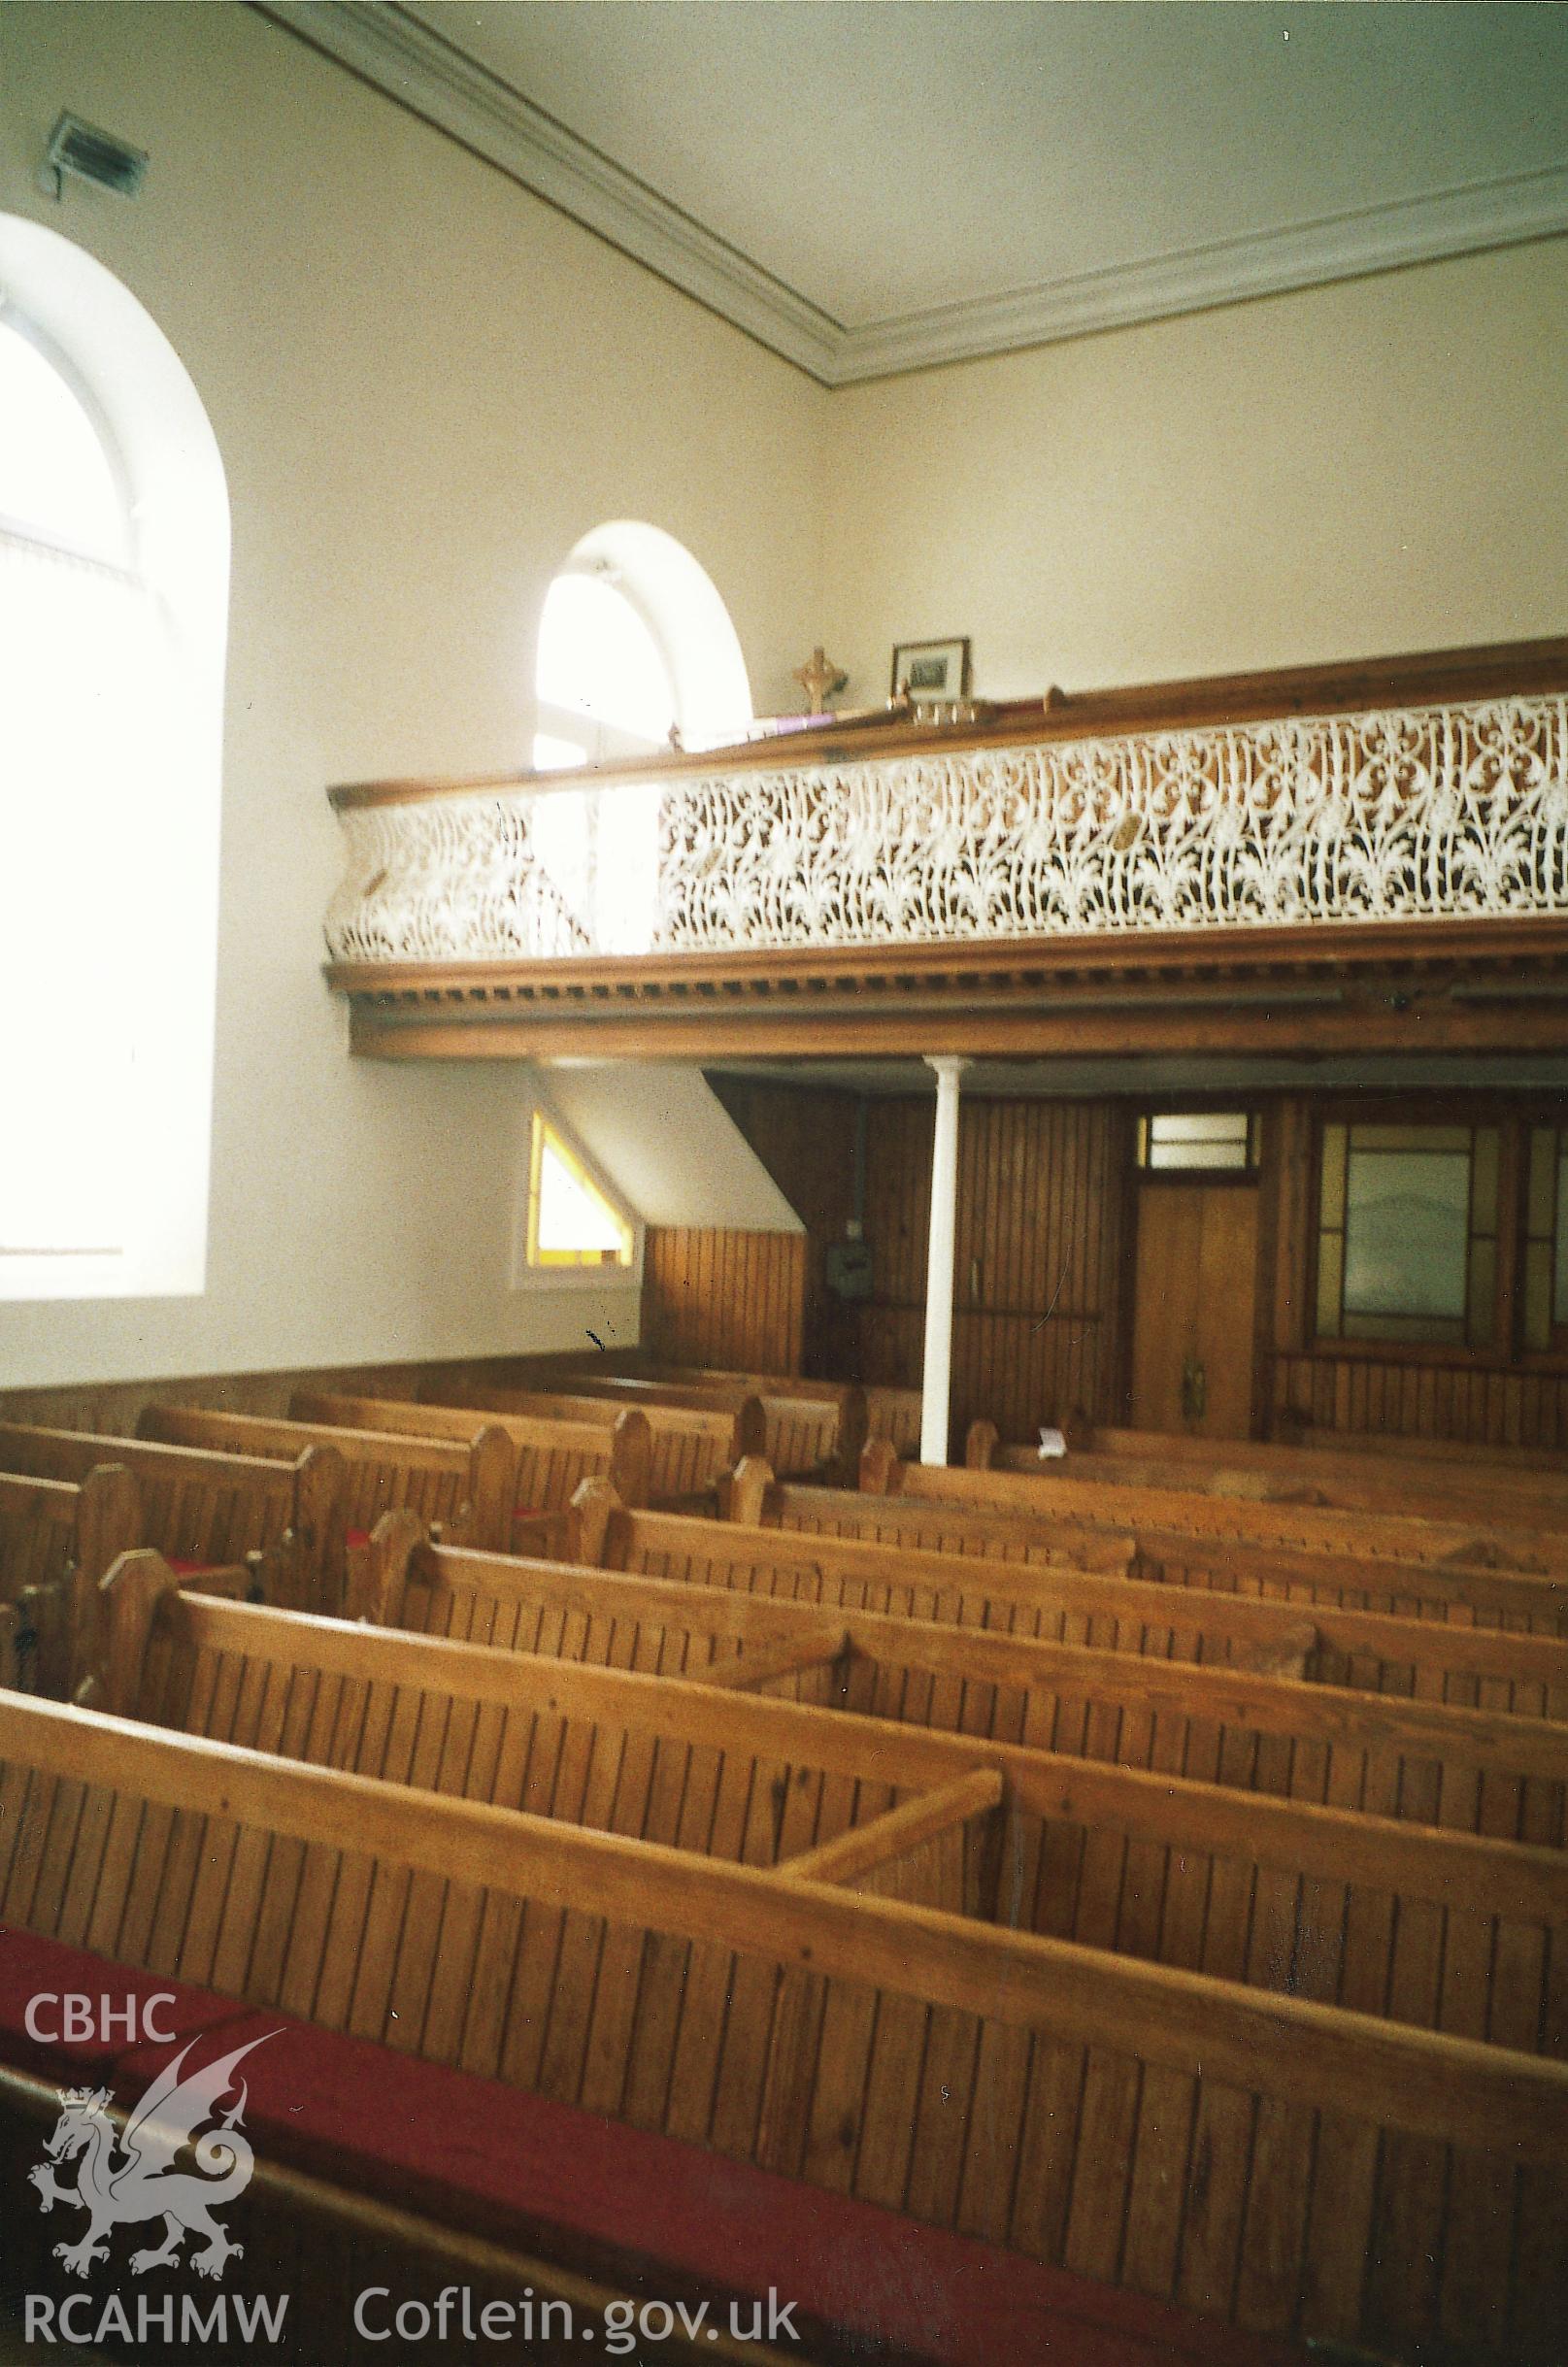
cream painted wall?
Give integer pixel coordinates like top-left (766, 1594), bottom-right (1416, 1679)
top-left (0, 0), bottom-right (828, 1388)
top-left (3, 4), bottom-right (1562, 1395)
top-left (547, 1066), bottom-right (803, 1233)
top-left (821, 238), bottom-right (1568, 704)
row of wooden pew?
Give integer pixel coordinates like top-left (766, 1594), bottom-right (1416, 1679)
top-left (0, 1354), bottom-right (1564, 2359)
top-left (1, 1361), bottom-right (1565, 2359)
top-left (0, 1383), bottom-right (749, 1678)
top-left (968, 1408), bottom-right (1568, 1532)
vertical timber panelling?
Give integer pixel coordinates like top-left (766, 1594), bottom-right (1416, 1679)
top-left (702, 1080), bottom-right (1568, 1453)
top-left (714, 1081), bottom-right (1134, 1439)
top-left (857, 1097), bottom-right (1133, 1443)
top-left (641, 1228), bottom-right (807, 1374)
top-left (707, 1077), bottom-right (860, 1374)
top-left (1268, 1349), bottom-right (1568, 1449)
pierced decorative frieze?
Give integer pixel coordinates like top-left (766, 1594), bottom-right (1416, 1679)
top-left (326, 694), bottom-right (1568, 968)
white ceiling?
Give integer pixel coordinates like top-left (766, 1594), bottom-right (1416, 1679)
top-left (261, 2), bottom-right (1568, 380)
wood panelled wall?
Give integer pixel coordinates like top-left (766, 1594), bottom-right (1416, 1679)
top-left (1268, 1348), bottom-right (1568, 1447)
top-left (714, 1077), bottom-right (1568, 1454)
top-left (640, 1227), bottom-right (806, 1375)
top-left (711, 1080), bottom-right (1132, 1445)
top-left (854, 1096), bottom-right (1132, 1446)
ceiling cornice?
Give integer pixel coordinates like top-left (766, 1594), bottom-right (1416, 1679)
top-left (252, 0), bottom-right (1568, 387)
top-left (839, 161), bottom-right (1568, 382)
top-left (250, 0), bottom-right (843, 379)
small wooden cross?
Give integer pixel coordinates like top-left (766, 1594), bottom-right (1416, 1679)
top-left (792, 646), bottom-right (848, 713)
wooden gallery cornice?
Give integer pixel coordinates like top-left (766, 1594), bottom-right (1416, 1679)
top-left (323, 635), bottom-right (1568, 1060)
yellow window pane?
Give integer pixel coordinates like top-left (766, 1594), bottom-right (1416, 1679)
top-left (527, 1116), bottom-right (633, 1268)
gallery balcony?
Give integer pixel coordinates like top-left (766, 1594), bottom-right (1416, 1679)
top-left (323, 637), bottom-right (1568, 1061)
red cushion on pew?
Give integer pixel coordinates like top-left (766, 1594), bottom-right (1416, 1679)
top-left (164, 1557), bottom-right (217, 1577)
top-left (0, 1932), bottom-right (250, 2079)
top-left (345, 1528), bottom-right (372, 1550)
top-left (116, 2014), bottom-right (1304, 2367)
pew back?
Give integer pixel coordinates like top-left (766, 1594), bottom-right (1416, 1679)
top-left (138, 1405), bottom-right (511, 1556)
top-left (597, 1361), bottom-right (921, 1454)
top-left (418, 1378), bottom-right (761, 1504)
top-left (840, 1461), bottom-right (1568, 1638)
top-left (373, 1523), bottom-right (1568, 1846)
top-left (977, 1420), bottom-right (1568, 1534)
top-left (289, 1389), bottom-right (648, 1524)
top-left (480, 1352), bottom-right (909, 1470)
top-left (126, 1580), bottom-right (1568, 2051)
top-left (0, 1420), bottom-right (328, 1611)
top-left (2, 1682), bottom-right (1561, 2362)
top-left (868, 1450), bottom-right (1568, 1579)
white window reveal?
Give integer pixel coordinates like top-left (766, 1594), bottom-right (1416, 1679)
top-left (0, 215), bottom-right (228, 1301)
top-left (528, 522), bottom-right (751, 957)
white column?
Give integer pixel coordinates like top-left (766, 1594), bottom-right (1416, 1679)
top-left (919, 1055), bottom-right (969, 1465)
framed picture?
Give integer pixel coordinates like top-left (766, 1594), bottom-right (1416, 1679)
top-left (890, 636), bottom-right (971, 701)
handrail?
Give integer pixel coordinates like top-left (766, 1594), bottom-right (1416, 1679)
top-left (328, 634), bottom-right (1568, 812)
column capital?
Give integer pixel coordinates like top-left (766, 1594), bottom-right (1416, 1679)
top-left (924, 1054), bottom-right (972, 1083)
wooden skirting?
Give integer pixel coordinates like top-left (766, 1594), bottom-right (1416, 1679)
top-left (1270, 1350), bottom-right (1568, 1452)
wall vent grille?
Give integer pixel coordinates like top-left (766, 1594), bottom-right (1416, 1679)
top-left (46, 114), bottom-right (149, 200)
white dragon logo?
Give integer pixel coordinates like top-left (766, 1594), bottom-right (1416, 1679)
top-left (28, 2030), bottom-right (277, 2281)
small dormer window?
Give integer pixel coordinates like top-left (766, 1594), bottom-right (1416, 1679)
top-left (522, 1112), bottom-right (635, 1272)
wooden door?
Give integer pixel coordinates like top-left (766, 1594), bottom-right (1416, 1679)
top-left (1129, 1184), bottom-right (1259, 1438)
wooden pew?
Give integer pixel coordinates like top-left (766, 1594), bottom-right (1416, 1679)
top-left (289, 1389), bottom-right (652, 1534)
top-left (969, 1417), bottom-right (1568, 1535)
top-left (865, 1442), bottom-right (1568, 1583)
top-left (0, 1420), bottom-right (333, 1617)
top-left (576, 1487), bottom-right (1568, 1805)
top-left (137, 1404), bottom-right (514, 1565)
top-left (610, 1485), bottom-right (1568, 1707)
top-left (523, 1372), bottom-right (867, 1485)
top-left (847, 1451), bottom-right (1568, 1638)
top-left (608, 1363), bottom-right (922, 1459)
top-left (118, 1568), bottom-right (1568, 2047)
top-left (477, 1350), bottom-right (924, 1460)
top-left (418, 1376), bottom-right (763, 1506)
top-left (0, 1465), bottom-right (141, 1697)
top-left (3, 1674), bottom-right (1563, 2357)
top-left (365, 1522), bottom-right (1568, 1847)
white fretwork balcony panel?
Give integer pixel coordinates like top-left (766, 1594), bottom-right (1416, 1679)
top-left (325, 695), bottom-right (1568, 967)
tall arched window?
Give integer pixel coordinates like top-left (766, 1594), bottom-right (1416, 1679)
top-left (533, 520), bottom-right (751, 772)
top-left (0, 217), bottom-right (228, 1300)
top-left (531, 522), bottom-right (750, 953)
top-left (533, 569), bottom-right (680, 771)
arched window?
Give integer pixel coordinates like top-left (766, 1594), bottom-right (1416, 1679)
top-left (0, 216), bottom-right (228, 1300)
top-left (530, 523), bottom-right (750, 953)
top-left (534, 570), bottom-right (680, 771)
top-left (533, 520), bottom-right (751, 771)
